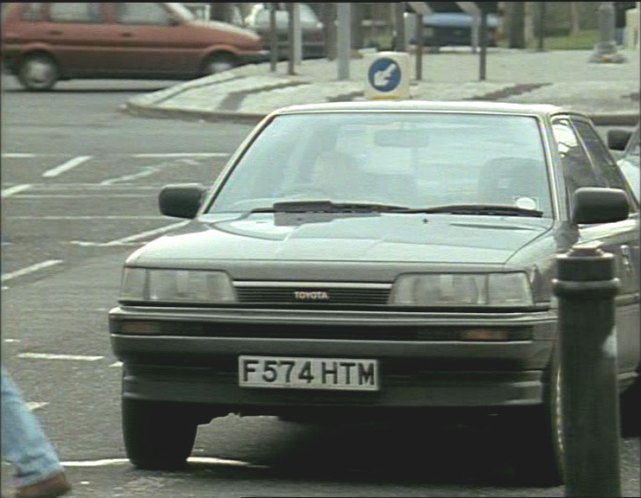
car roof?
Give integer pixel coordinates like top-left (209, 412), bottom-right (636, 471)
top-left (272, 100), bottom-right (575, 119)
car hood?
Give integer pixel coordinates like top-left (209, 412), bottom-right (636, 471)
top-left (130, 213), bottom-right (553, 266)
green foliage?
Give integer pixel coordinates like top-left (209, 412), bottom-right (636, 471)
top-left (498, 29), bottom-right (599, 51)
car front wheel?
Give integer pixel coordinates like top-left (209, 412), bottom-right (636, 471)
top-left (122, 398), bottom-right (198, 470)
top-left (203, 52), bottom-right (237, 75)
top-left (518, 348), bottom-right (564, 485)
top-left (18, 54), bottom-right (59, 91)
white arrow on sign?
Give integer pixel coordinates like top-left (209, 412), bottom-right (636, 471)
top-left (373, 63), bottom-right (397, 87)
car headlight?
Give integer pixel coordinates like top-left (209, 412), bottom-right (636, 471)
top-left (119, 268), bottom-right (237, 304)
top-left (389, 273), bottom-right (533, 307)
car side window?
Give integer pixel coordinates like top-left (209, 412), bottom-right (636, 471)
top-left (551, 118), bottom-right (604, 198)
top-left (571, 118), bottom-right (638, 211)
top-left (20, 3), bottom-right (45, 21)
top-left (114, 3), bottom-right (172, 25)
top-left (49, 3), bottom-right (103, 23)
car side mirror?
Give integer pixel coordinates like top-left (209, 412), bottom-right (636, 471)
top-left (158, 184), bottom-right (207, 219)
top-left (572, 187), bottom-right (629, 224)
top-left (607, 129), bottom-right (632, 151)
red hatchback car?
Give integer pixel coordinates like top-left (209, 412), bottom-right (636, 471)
top-left (1, 2), bottom-right (267, 90)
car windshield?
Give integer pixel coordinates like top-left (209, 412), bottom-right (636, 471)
top-left (207, 112), bottom-right (552, 218)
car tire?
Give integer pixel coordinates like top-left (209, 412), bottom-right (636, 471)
top-left (17, 53), bottom-right (59, 91)
top-left (620, 370), bottom-right (640, 437)
top-left (122, 398), bottom-right (198, 470)
top-left (520, 347), bottom-right (565, 485)
top-left (203, 52), bottom-right (237, 75)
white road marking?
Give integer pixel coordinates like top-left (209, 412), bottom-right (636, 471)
top-left (109, 362), bottom-right (123, 368)
top-left (26, 402), bottom-right (48, 411)
top-left (60, 457), bottom-right (265, 468)
top-left (132, 153), bottom-right (229, 158)
top-left (3, 338), bottom-right (20, 343)
top-left (43, 156), bottom-right (92, 178)
top-left (100, 166), bottom-right (163, 185)
top-left (18, 353), bottom-right (104, 361)
top-left (1, 153), bottom-right (36, 158)
top-left (13, 216), bottom-right (167, 220)
top-left (1, 260), bottom-right (63, 283)
top-left (70, 220), bottom-right (189, 247)
top-left (17, 194), bottom-right (150, 199)
top-left (1, 184), bottom-right (32, 198)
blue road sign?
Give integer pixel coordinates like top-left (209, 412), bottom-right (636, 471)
top-left (367, 57), bottom-right (402, 93)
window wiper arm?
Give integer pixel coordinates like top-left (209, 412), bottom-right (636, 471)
top-left (249, 200), bottom-right (410, 213)
top-left (398, 204), bottom-right (544, 217)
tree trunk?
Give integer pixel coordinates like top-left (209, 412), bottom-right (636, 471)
top-left (506, 2), bottom-right (526, 48)
top-left (570, 2), bottom-right (581, 36)
top-left (322, 3), bottom-right (336, 61)
top-left (351, 3), bottom-right (364, 49)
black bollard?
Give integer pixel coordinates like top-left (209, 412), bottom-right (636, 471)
top-left (553, 245), bottom-right (621, 497)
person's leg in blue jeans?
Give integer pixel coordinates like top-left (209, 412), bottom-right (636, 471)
top-left (1, 367), bottom-right (71, 497)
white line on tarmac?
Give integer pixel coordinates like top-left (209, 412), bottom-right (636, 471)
top-left (0, 260), bottom-right (63, 283)
top-left (99, 166), bottom-right (162, 185)
top-left (43, 156), bottom-right (92, 178)
top-left (69, 220), bottom-right (189, 247)
top-left (132, 153), bottom-right (229, 158)
top-left (26, 402), bottom-right (48, 411)
top-left (1, 184), bottom-right (32, 198)
top-left (13, 216), bottom-right (167, 220)
top-left (60, 457), bottom-right (265, 468)
top-left (109, 362), bottom-right (123, 368)
top-left (18, 353), bottom-right (104, 361)
top-left (1, 153), bottom-right (36, 158)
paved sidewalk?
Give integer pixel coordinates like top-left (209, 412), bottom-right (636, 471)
top-left (125, 48), bottom-right (640, 124)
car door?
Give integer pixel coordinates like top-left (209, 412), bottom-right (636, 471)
top-left (105, 2), bottom-right (198, 77)
top-left (551, 116), bottom-right (640, 374)
top-left (40, 3), bottom-right (120, 75)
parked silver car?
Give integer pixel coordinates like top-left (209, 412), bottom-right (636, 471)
top-left (245, 3), bottom-right (325, 59)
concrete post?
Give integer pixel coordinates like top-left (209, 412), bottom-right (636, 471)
top-left (479, 10), bottom-right (487, 81)
top-left (553, 245), bottom-right (622, 497)
top-left (292, 3), bottom-right (302, 65)
top-left (415, 13), bottom-right (423, 81)
top-left (337, 2), bottom-right (350, 80)
top-left (590, 2), bottom-right (626, 62)
top-left (287, 3), bottom-right (295, 75)
top-left (269, 3), bottom-right (278, 72)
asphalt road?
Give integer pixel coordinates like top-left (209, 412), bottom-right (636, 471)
top-left (1, 76), bottom-right (639, 497)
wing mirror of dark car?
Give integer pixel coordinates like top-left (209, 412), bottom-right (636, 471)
top-left (607, 129), bottom-right (632, 151)
top-left (158, 184), bottom-right (207, 219)
top-left (572, 187), bottom-right (629, 224)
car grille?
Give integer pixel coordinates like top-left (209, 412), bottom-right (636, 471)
top-left (234, 283), bottom-right (391, 305)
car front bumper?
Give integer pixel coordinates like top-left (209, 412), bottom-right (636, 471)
top-left (109, 305), bottom-right (557, 412)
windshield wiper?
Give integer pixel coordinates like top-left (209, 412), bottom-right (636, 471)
top-left (249, 200), bottom-right (410, 213)
top-left (395, 204), bottom-right (544, 217)
top-left (247, 202), bottom-right (543, 218)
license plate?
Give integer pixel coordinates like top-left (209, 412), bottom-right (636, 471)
top-left (239, 355), bottom-right (379, 391)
